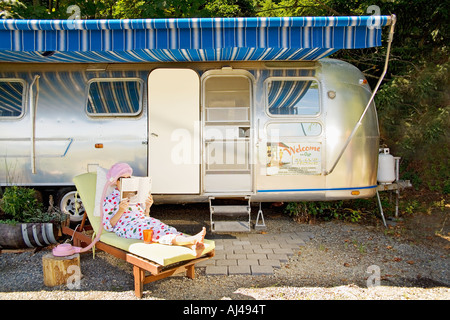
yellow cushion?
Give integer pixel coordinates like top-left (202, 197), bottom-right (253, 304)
top-left (100, 232), bottom-right (215, 266)
top-left (73, 172), bottom-right (214, 266)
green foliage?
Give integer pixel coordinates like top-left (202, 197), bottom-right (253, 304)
top-left (285, 200), bottom-right (372, 223)
top-left (0, 186), bottom-right (42, 222)
top-left (0, 0), bottom-right (256, 19)
top-left (111, 0), bottom-right (207, 19)
top-left (0, 186), bottom-right (64, 224)
top-left (283, 195), bottom-right (435, 223)
top-left (255, 0), bottom-right (330, 17)
top-left (204, 0), bottom-right (255, 17)
top-left (285, 202), bottom-right (343, 223)
top-left (403, 199), bottom-right (421, 216)
top-left (376, 59), bottom-right (450, 194)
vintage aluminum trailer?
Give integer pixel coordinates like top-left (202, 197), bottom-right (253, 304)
top-left (0, 16), bottom-right (396, 230)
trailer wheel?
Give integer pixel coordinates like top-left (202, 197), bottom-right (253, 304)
top-left (57, 188), bottom-right (86, 223)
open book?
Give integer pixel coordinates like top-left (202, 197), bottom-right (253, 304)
top-left (120, 176), bottom-right (152, 205)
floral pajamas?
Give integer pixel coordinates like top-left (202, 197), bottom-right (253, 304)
top-left (102, 188), bottom-right (182, 245)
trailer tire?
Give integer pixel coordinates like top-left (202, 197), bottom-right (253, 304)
top-left (57, 188), bottom-right (86, 223)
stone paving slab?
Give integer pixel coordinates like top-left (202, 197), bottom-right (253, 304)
top-left (250, 265), bottom-right (275, 276)
top-left (204, 231), bottom-right (313, 276)
top-left (228, 265), bottom-right (251, 275)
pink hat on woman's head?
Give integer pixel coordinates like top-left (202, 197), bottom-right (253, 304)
top-left (101, 162), bottom-right (133, 209)
top-left (106, 162), bottom-right (133, 184)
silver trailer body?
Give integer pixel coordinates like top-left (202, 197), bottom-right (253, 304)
top-left (0, 58), bottom-right (379, 203)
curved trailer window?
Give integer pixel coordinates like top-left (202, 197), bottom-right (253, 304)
top-left (86, 79), bottom-right (143, 116)
top-left (0, 80), bottom-right (25, 118)
top-left (267, 79), bottom-right (320, 116)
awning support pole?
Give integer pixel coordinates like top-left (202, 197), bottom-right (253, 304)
top-left (29, 74), bottom-right (40, 174)
top-left (324, 14), bottom-right (397, 176)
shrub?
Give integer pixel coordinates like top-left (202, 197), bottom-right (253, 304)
top-left (376, 59), bottom-right (450, 194)
top-left (0, 186), bottom-right (64, 224)
top-left (0, 186), bottom-right (42, 222)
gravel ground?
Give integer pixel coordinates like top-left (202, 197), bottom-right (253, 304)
top-left (0, 203), bottom-right (449, 300)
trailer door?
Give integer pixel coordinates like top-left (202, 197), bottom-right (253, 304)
top-left (148, 69), bottom-right (200, 194)
top-left (202, 71), bottom-right (253, 193)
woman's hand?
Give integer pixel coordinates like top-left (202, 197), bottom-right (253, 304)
top-left (110, 198), bottom-right (129, 227)
top-left (145, 194), bottom-right (153, 208)
top-left (119, 198), bottom-right (130, 212)
top-left (144, 194), bottom-right (153, 216)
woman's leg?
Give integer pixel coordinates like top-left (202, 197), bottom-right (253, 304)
top-left (172, 227), bottom-right (206, 257)
top-left (171, 227), bottom-right (206, 246)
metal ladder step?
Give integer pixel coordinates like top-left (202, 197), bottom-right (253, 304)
top-left (210, 205), bottom-right (250, 217)
top-left (211, 221), bottom-right (251, 233)
top-left (209, 197), bottom-right (251, 232)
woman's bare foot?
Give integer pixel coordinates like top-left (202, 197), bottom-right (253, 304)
top-left (191, 241), bottom-right (205, 257)
top-left (190, 227), bottom-right (206, 257)
top-left (194, 227), bottom-right (206, 243)
top-left (171, 227), bottom-right (206, 247)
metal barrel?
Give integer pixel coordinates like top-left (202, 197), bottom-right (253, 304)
top-left (0, 223), bottom-right (58, 249)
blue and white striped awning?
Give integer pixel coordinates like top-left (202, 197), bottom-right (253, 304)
top-left (0, 16), bottom-right (392, 63)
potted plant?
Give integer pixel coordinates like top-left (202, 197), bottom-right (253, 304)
top-left (0, 186), bottom-right (69, 249)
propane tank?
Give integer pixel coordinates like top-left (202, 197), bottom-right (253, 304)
top-left (377, 148), bottom-right (396, 184)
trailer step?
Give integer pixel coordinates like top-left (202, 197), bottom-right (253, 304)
top-left (210, 205), bottom-right (250, 217)
top-left (209, 197), bottom-right (251, 233)
top-left (211, 221), bottom-right (251, 233)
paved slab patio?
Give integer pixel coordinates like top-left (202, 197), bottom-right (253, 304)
top-left (200, 231), bottom-right (314, 276)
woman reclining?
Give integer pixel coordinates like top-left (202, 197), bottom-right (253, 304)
top-left (101, 163), bottom-right (206, 257)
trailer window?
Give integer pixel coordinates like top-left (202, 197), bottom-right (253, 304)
top-left (86, 79), bottom-right (143, 116)
top-left (267, 80), bottom-right (319, 116)
top-left (204, 76), bottom-right (251, 123)
top-left (0, 80), bottom-right (25, 118)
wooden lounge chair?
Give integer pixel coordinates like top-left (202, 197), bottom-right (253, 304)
top-left (61, 172), bottom-right (215, 298)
